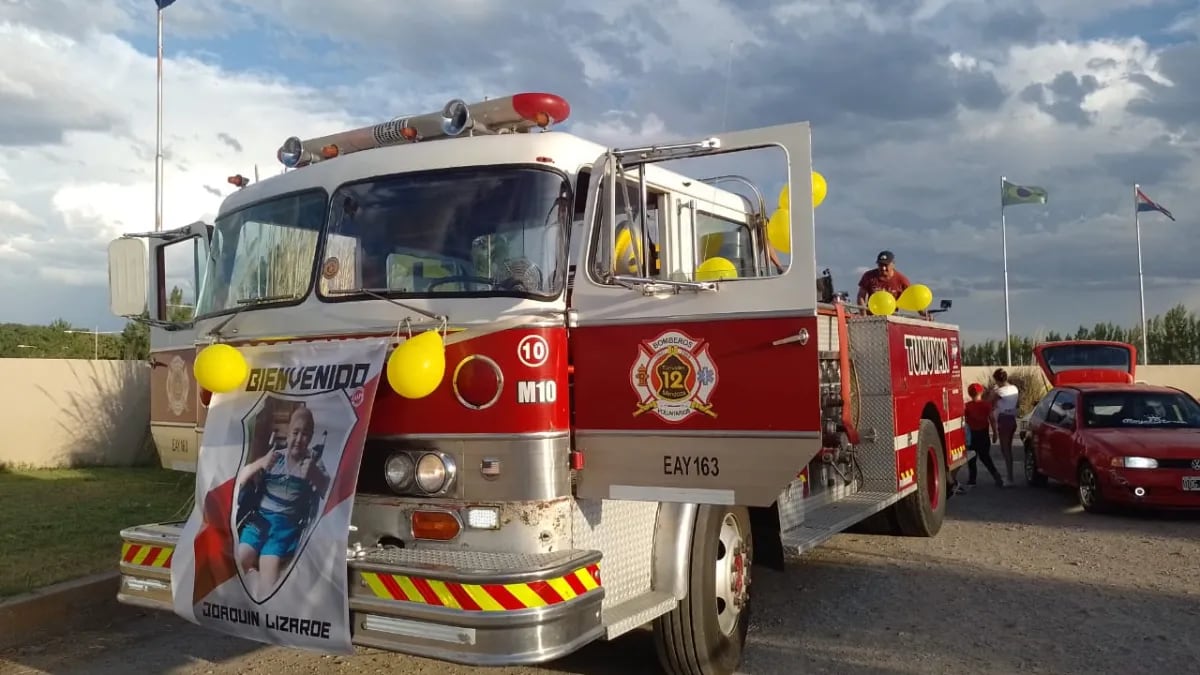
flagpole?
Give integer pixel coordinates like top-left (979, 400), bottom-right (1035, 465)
top-left (1134, 183), bottom-right (1148, 365)
top-left (155, 6), bottom-right (164, 232)
top-left (1001, 175), bottom-right (1012, 367)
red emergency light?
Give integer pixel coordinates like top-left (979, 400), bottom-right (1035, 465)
top-left (276, 92), bottom-right (571, 169)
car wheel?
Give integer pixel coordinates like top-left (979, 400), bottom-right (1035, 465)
top-left (1024, 444), bottom-right (1047, 487)
top-left (1076, 462), bottom-right (1109, 514)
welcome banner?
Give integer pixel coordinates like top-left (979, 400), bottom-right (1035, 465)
top-left (170, 338), bottom-right (388, 653)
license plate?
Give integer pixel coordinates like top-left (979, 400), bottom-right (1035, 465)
top-left (1183, 477), bottom-right (1200, 492)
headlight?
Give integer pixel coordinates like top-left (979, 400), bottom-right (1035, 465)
top-left (1111, 456), bottom-right (1158, 469)
top-left (384, 453), bottom-right (415, 491)
top-left (415, 452), bottom-right (453, 493)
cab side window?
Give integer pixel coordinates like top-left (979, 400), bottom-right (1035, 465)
top-left (581, 168), bottom-right (663, 283)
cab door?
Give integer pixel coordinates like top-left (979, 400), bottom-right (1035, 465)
top-left (109, 221), bottom-right (211, 472)
top-left (568, 123), bottom-right (823, 507)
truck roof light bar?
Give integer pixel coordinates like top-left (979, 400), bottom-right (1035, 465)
top-left (276, 92), bottom-right (572, 169)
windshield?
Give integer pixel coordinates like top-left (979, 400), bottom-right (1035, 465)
top-left (317, 166), bottom-right (570, 300)
top-left (1043, 344), bottom-right (1132, 374)
top-left (196, 189), bottom-right (328, 316)
top-left (1083, 391), bottom-right (1200, 429)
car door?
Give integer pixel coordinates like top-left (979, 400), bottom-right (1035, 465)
top-left (1040, 390), bottom-right (1078, 480)
top-left (568, 122), bottom-right (823, 508)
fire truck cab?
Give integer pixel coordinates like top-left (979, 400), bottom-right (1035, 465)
top-left (107, 92), bottom-right (967, 675)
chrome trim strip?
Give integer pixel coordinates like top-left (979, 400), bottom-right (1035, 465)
top-left (369, 431), bottom-right (570, 441)
top-left (348, 589), bottom-right (603, 629)
top-left (568, 307), bottom-right (819, 327)
top-left (350, 551), bottom-right (600, 585)
top-left (200, 317), bottom-right (567, 347)
top-left (119, 563), bottom-right (171, 581)
top-left (574, 428), bottom-right (820, 439)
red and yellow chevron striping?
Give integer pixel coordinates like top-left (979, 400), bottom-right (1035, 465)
top-left (121, 542), bottom-right (174, 568)
top-left (360, 563), bottom-right (601, 611)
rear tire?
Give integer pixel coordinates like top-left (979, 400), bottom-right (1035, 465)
top-left (653, 504), bottom-right (753, 675)
top-left (894, 419), bottom-right (946, 537)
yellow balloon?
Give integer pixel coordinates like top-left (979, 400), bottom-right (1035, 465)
top-left (695, 256), bottom-right (738, 281)
top-left (777, 170), bottom-right (826, 213)
top-left (193, 343), bottom-right (249, 394)
top-left (614, 226), bottom-right (642, 275)
top-left (386, 329), bottom-right (446, 399)
top-left (766, 208), bottom-right (791, 254)
top-left (897, 284), bottom-right (934, 312)
top-left (868, 290), bottom-right (897, 316)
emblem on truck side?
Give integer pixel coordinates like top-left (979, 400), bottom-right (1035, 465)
top-left (903, 335), bottom-right (951, 376)
top-left (630, 329), bottom-right (718, 423)
top-left (166, 354), bottom-right (191, 417)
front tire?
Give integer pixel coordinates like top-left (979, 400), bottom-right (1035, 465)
top-left (894, 418), bottom-right (947, 537)
top-left (653, 504), bottom-right (753, 675)
top-left (1077, 462), bottom-right (1109, 514)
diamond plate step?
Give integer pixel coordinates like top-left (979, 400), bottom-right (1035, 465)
top-left (601, 590), bottom-right (677, 640)
top-left (779, 490), bottom-right (908, 555)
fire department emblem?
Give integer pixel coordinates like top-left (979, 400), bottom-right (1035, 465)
top-left (630, 330), bottom-right (718, 423)
top-left (165, 355), bottom-right (190, 417)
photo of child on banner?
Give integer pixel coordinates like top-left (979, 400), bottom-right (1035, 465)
top-left (169, 338), bottom-right (390, 654)
top-left (234, 397), bottom-right (333, 601)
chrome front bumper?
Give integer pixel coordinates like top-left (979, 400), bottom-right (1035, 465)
top-left (117, 523), bottom-right (606, 666)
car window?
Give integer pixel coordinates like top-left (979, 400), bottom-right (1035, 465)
top-left (1044, 390), bottom-right (1076, 428)
top-left (1030, 392), bottom-right (1054, 424)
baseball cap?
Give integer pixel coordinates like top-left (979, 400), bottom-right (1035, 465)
top-left (876, 250), bottom-right (895, 265)
top-left (967, 383), bottom-right (983, 396)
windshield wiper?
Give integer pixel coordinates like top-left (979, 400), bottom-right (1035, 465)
top-left (325, 287), bottom-right (447, 322)
top-left (204, 293), bottom-right (301, 340)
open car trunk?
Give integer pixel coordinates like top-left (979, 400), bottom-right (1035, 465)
top-left (1032, 340), bottom-right (1137, 387)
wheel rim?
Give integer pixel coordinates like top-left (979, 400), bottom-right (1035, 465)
top-left (1079, 466), bottom-right (1097, 507)
top-left (714, 512), bottom-right (749, 637)
top-left (925, 445), bottom-right (941, 510)
top-left (1024, 448), bottom-right (1035, 482)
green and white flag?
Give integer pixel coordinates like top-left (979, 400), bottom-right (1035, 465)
top-left (1002, 180), bottom-right (1048, 207)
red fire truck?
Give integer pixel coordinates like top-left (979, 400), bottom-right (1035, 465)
top-left (106, 92), bottom-right (967, 675)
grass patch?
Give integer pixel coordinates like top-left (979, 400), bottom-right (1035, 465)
top-left (0, 467), bottom-right (194, 599)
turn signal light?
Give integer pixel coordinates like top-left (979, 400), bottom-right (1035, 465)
top-left (411, 511), bottom-right (461, 541)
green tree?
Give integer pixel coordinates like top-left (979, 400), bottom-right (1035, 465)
top-left (962, 303), bottom-right (1200, 366)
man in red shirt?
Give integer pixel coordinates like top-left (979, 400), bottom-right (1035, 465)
top-left (856, 250), bottom-right (910, 304)
top-left (856, 250), bottom-right (931, 318)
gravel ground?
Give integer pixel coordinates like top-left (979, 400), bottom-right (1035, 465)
top-left (4, 452), bottom-right (1200, 675)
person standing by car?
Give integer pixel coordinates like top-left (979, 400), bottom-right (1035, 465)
top-left (965, 383), bottom-right (1005, 488)
top-left (990, 368), bottom-right (1020, 484)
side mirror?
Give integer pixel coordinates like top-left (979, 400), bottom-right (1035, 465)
top-left (108, 238), bottom-right (148, 318)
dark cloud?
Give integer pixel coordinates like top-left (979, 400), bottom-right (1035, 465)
top-left (0, 93), bottom-right (122, 147)
top-left (1126, 41), bottom-right (1200, 132)
top-left (1092, 144), bottom-right (1192, 186)
top-left (1019, 71), bottom-right (1101, 127)
top-left (217, 132), bottom-right (243, 153)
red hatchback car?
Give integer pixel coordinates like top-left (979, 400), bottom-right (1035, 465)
top-left (1023, 340), bottom-right (1200, 513)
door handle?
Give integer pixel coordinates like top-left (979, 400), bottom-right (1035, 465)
top-left (771, 328), bottom-right (810, 347)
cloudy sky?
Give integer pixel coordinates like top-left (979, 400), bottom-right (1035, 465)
top-left (1, 0), bottom-right (1197, 346)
